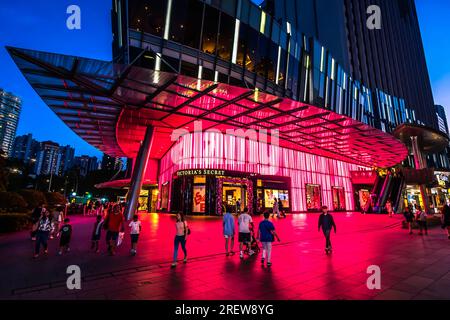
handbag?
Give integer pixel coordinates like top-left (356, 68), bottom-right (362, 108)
top-left (183, 221), bottom-right (191, 235)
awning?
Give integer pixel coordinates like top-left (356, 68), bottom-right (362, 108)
top-left (8, 47), bottom-right (408, 168)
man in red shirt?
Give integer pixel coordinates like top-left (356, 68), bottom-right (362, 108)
top-left (105, 204), bottom-right (124, 255)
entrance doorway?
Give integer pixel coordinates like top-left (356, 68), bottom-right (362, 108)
top-left (223, 183), bottom-right (247, 213)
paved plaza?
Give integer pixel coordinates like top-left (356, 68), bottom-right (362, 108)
top-left (1, 212), bottom-right (450, 300)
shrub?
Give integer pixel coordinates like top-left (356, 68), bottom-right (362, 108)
top-left (45, 192), bottom-right (67, 209)
top-left (18, 189), bottom-right (46, 209)
top-left (0, 192), bottom-right (28, 213)
top-left (0, 213), bottom-right (31, 233)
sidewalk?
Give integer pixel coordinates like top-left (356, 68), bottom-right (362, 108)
top-left (1, 212), bottom-right (449, 300)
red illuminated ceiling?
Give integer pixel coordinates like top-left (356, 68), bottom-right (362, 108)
top-left (8, 47), bottom-right (408, 168)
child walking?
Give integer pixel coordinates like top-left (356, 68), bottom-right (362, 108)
top-left (91, 215), bottom-right (103, 253)
top-left (129, 214), bottom-right (142, 256)
top-left (257, 211), bottom-right (280, 267)
top-left (58, 218), bottom-right (72, 255)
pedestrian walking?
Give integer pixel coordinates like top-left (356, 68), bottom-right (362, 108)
top-left (415, 205), bottom-right (428, 235)
top-left (278, 198), bottom-right (286, 218)
top-left (223, 205), bottom-right (235, 256)
top-left (386, 199), bottom-right (394, 217)
top-left (272, 198), bottom-right (280, 218)
top-left (58, 218), bottom-right (72, 255)
top-left (238, 207), bottom-right (254, 259)
top-left (33, 209), bottom-right (53, 258)
top-left (236, 198), bottom-right (241, 215)
top-left (441, 204), bottom-right (450, 239)
top-left (91, 215), bottom-right (103, 253)
top-left (129, 214), bottom-right (142, 256)
top-left (257, 211), bottom-right (280, 267)
top-left (30, 202), bottom-right (45, 241)
top-left (51, 205), bottom-right (63, 239)
top-left (104, 204), bottom-right (124, 255)
top-left (318, 206), bottom-right (337, 254)
top-left (403, 205), bottom-right (414, 235)
top-left (171, 212), bottom-right (189, 268)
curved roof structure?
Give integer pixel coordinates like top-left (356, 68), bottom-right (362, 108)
top-left (8, 47), bottom-right (408, 168)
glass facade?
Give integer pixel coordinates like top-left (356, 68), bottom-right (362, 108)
top-left (122, 0), bottom-right (419, 132)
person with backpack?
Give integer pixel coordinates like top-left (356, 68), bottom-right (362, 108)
top-left (257, 211), bottom-right (281, 267)
top-left (171, 212), bottom-right (189, 268)
top-left (441, 204), bottom-right (450, 239)
top-left (318, 206), bottom-right (337, 254)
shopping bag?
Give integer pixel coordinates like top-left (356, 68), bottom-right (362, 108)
top-left (117, 232), bottom-right (125, 246)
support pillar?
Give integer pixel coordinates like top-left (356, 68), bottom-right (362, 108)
top-left (410, 136), bottom-right (430, 212)
top-left (124, 126), bottom-right (155, 220)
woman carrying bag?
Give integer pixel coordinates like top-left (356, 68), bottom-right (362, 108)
top-left (171, 212), bottom-right (190, 268)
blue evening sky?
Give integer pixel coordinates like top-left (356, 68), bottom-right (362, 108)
top-left (0, 0), bottom-right (448, 158)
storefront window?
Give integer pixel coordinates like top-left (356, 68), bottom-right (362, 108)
top-left (138, 189), bottom-right (149, 212)
top-left (160, 182), bottom-right (169, 211)
top-left (192, 185), bottom-right (206, 213)
top-left (194, 175), bottom-right (206, 184)
top-left (306, 184), bottom-right (322, 211)
top-left (332, 187), bottom-right (346, 211)
top-left (358, 189), bottom-right (371, 213)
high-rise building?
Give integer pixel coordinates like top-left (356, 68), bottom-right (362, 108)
top-left (75, 155), bottom-right (99, 177)
top-left (0, 88), bottom-right (22, 156)
top-left (11, 133), bottom-right (39, 163)
top-left (101, 154), bottom-right (124, 171)
top-left (34, 141), bottom-right (60, 176)
top-left (56, 145), bottom-right (75, 175)
top-left (435, 105), bottom-right (449, 135)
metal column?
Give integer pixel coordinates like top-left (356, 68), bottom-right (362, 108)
top-left (124, 126), bottom-right (155, 220)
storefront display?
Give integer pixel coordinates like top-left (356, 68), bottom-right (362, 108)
top-left (358, 189), bottom-right (371, 213)
top-left (192, 185), bottom-right (206, 213)
top-left (332, 187), bottom-right (346, 211)
top-left (306, 184), bottom-right (322, 211)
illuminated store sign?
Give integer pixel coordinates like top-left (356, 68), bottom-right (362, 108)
top-left (177, 169), bottom-right (226, 176)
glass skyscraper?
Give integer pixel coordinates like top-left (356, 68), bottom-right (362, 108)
top-left (0, 88), bottom-right (21, 156)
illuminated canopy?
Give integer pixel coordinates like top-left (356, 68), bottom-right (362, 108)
top-left (8, 47), bottom-right (407, 168)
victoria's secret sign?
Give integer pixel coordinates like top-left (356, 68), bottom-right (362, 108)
top-left (176, 169), bottom-right (226, 177)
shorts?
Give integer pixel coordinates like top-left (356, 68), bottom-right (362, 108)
top-left (60, 237), bottom-right (71, 246)
top-left (224, 234), bottom-right (234, 239)
top-left (130, 234), bottom-right (139, 244)
top-left (106, 231), bottom-right (119, 242)
top-left (238, 232), bottom-right (251, 243)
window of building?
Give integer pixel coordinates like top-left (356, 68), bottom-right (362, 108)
top-left (217, 12), bottom-right (235, 61)
top-left (169, 0), bottom-right (203, 49)
top-left (201, 5), bottom-right (220, 55)
top-left (128, 0), bottom-right (166, 36)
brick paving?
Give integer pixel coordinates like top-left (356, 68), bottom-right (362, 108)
top-left (0, 212), bottom-right (450, 300)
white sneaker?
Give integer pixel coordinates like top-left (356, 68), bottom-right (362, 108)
top-left (249, 250), bottom-right (255, 256)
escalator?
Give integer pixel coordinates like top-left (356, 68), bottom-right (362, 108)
top-left (373, 173), bottom-right (405, 213)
